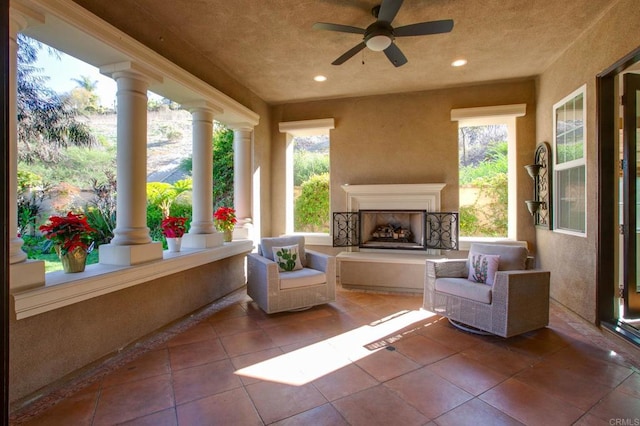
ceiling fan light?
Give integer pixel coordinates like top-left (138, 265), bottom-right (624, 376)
top-left (366, 35), bottom-right (392, 51)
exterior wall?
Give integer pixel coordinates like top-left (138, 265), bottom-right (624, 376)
top-left (271, 81), bottom-right (537, 247)
top-left (9, 254), bottom-right (247, 403)
top-left (535, 0), bottom-right (640, 323)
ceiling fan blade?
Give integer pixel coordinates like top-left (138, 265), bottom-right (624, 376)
top-left (377, 0), bottom-right (404, 24)
top-left (394, 19), bottom-right (454, 37)
top-left (332, 42), bottom-right (367, 65)
top-left (384, 43), bottom-right (407, 67)
top-left (313, 22), bottom-right (366, 35)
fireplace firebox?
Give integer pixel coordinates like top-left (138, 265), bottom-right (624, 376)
top-left (360, 210), bottom-right (426, 250)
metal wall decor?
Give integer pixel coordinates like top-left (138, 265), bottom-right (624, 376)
top-left (524, 142), bottom-right (552, 228)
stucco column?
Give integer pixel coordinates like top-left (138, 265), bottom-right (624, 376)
top-left (9, 5), bottom-right (46, 291)
top-left (233, 127), bottom-right (254, 240)
top-left (182, 103), bottom-right (223, 249)
top-left (98, 66), bottom-right (162, 265)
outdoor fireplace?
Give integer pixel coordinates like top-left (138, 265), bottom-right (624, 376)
top-left (334, 183), bottom-right (458, 251)
top-left (360, 210), bottom-right (426, 250)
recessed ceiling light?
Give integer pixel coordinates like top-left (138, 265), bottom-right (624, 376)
top-left (314, 75), bottom-right (327, 82)
top-left (452, 59), bottom-right (467, 67)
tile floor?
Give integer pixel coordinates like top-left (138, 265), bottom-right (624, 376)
top-left (10, 285), bottom-right (640, 426)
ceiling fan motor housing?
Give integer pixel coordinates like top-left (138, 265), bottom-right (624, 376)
top-left (364, 22), bottom-right (394, 51)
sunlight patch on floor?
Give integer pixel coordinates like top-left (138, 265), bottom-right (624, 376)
top-left (234, 308), bottom-right (436, 385)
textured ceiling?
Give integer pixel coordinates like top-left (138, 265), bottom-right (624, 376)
top-left (72, 0), bottom-right (615, 104)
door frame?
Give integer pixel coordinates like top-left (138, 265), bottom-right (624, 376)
top-left (597, 45), bottom-right (640, 346)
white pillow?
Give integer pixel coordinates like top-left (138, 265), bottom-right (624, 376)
top-left (272, 244), bottom-right (304, 272)
top-left (468, 253), bottom-right (500, 285)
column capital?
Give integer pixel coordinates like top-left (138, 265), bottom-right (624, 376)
top-left (230, 123), bottom-right (255, 132)
top-left (100, 61), bottom-right (163, 85)
top-left (182, 100), bottom-right (223, 117)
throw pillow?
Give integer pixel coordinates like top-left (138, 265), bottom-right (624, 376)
top-left (468, 254), bottom-right (500, 285)
top-left (272, 244), bottom-right (304, 272)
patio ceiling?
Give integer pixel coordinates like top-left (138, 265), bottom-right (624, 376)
top-left (71, 0), bottom-right (615, 104)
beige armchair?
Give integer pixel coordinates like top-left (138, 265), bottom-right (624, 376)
top-left (424, 243), bottom-right (550, 337)
top-left (247, 236), bottom-right (336, 314)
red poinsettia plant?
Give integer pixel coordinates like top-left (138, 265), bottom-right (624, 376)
top-left (39, 211), bottom-right (96, 255)
top-left (214, 207), bottom-right (237, 232)
top-left (161, 216), bottom-right (188, 238)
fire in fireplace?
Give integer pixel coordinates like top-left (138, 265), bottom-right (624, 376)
top-left (359, 210), bottom-right (427, 250)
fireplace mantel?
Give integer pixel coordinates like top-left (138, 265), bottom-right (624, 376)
top-left (341, 183), bottom-right (446, 212)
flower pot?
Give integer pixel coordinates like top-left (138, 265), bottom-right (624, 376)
top-left (166, 237), bottom-right (182, 252)
top-left (56, 246), bottom-right (88, 273)
top-left (223, 230), bottom-right (233, 242)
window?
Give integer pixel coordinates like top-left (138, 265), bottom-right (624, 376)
top-left (553, 85), bottom-right (586, 235)
top-left (451, 104), bottom-right (527, 243)
top-left (458, 124), bottom-right (509, 238)
top-left (279, 119), bottom-right (335, 239)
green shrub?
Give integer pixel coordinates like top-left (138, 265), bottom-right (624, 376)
top-left (294, 173), bottom-right (330, 233)
top-left (294, 151), bottom-right (329, 186)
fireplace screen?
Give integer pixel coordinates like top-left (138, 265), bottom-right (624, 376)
top-left (359, 210), bottom-right (426, 250)
top-left (333, 210), bottom-right (459, 250)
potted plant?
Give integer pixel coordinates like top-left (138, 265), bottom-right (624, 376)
top-left (39, 211), bottom-right (96, 273)
top-left (161, 216), bottom-right (188, 252)
top-left (214, 207), bottom-right (237, 242)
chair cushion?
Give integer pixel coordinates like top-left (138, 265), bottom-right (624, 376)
top-left (272, 244), bottom-right (304, 272)
top-left (279, 268), bottom-right (326, 290)
top-left (260, 236), bottom-right (307, 266)
top-left (467, 253), bottom-right (500, 285)
top-left (435, 277), bottom-right (492, 304)
top-left (468, 243), bottom-right (528, 271)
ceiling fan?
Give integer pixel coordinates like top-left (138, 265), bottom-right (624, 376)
top-left (313, 0), bottom-right (453, 67)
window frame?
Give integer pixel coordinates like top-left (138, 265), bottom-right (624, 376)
top-left (553, 85), bottom-right (587, 236)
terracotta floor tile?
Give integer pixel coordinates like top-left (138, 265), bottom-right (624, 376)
top-left (332, 384), bottom-right (428, 425)
top-left (208, 315), bottom-right (260, 337)
top-left (263, 321), bottom-right (325, 347)
top-left (172, 358), bottom-right (242, 404)
top-left (461, 340), bottom-right (538, 376)
top-left (542, 346), bottom-right (634, 388)
top-left (220, 329), bottom-right (277, 357)
top-left (101, 348), bottom-right (170, 388)
top-left (355, 346), bottom-right (421, 382)
top-left (271, 403), bottom-right (349, 426)
top-left (176, 387), bottom-right (262, 426)
top-left (586, 388), bottom-right (640, 422)
top-left (385, 366), bottom-right (473, 419)
top-left (168, 337), bottom-right (228, 371)
top-left (245, 381), bottom-right (327, 424)
top-left (617, 372), bottom-right (640, 398)
top-left (21, 389), bottom-right (98, 426)
top-left (117, 408), bottom-right (177, 426)
top-left (392, 333), bottom-right (457, 365)
top-left (230, 347), bottom-right (285, 385)
top-left (11, 286), bottom-right (640, 426)
top-left (514, 361), bottom-right (614, 410)
top-left (480, 378), bottom-right (585, 426)
top-left (434, 398), bottom-right (525, 426)
top-left (312, 363), bottom-right (379, 401)
top-left (165, 322), bottom-right (217, 347)
top-left (92, 374), bottom-right (174, 426)
top-left (428, 353), bottom-right (509, 395)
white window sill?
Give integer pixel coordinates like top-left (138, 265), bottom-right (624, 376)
top-left (458, 237), bottom-right (527, 251)
top-left (13, 240), bottom-right (253, 320)
top-left (285, 232), bottom-right (332, 246)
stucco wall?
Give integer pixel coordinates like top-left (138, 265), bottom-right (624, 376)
top-left (271, 80), bottom-right (537, 245)
top-left (10, 254), bottom-right (247, 404)
top-left (535, 0), bottom-right (640, 323)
